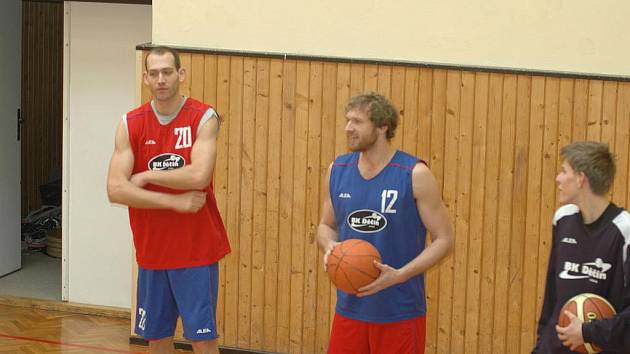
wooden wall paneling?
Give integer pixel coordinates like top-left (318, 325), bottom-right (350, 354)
top-left (250, 57), bottom-right (270, 349)
top-left (330, 63), bottom-right (350, 331)
top-left (223, 56), bottom-right (244, 346)
top-left (402, 67), bottom-right (419, 154)
top-left (520, 76), bottom-right (545, 353)
top-left (389, 67), bottom-right (405, 151)
top-left (557, 79), bottom-right (575, 152)
top-left (506, 75), bottom-right (531, 353)
top-left (179, 54), bottom-right (192, 98)
top-left (586, 80), bottom-right (603, 141)
top-left (237, 57), bottom-right (256, 348)
top-left (477, 72), bottom-right (503, 354)
top-left (417, 67), bottom-right (437, 353)
top-left (613, 83), bottom-right (630, 207)
top-left (263, 58), bottom-right (284, 352)
top-left (376, 65), bottom-right (392, 97)
top-left (364, 64), bottom-right (378, 92)
top-left (303, 61), bottom-right (324, 354)
top-left (214, 55), bottom-right (231, 342)
top-left (315, 61), bottom-right (337, 354)
top-left (334, 64), bottom-right (351, 160)
top-left (535, 77), bottom-right (560, 324)
top-left (464, 71), bottom-right (489, 354)
top-left (429, 69), bottom-right (448, 354)
top-left (600, 81), bottom-right (618, 147)
top-left (572, 79), bottom-right (589, 141)
top-left (349, 63), bottom-right (364, 98)
top-left (451, 70), bottom-right (474, 354)
top-left (276, 59), bottom-right (297, 353)
top-left (288, 60), bottom-right (309, 354)
top-left (492, 74), bottom-right (517, 354)
top-left (437, 70), bottom-right (461, 354)
top-left (189, 53), bottom-right (205, 100)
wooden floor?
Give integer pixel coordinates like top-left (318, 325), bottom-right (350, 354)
top-left (0, 304), bottom-right (191, 353)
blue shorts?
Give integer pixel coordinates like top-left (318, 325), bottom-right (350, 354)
top-left (134, 263), bottom-right (219, 341)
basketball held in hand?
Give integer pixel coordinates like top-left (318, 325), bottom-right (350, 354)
top-left (326, 239), bottom-right (382, 294)
top-left (558, 293), bottom-right (616, 354)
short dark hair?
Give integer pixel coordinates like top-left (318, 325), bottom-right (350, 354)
top-left (144, 46), bottom-right (181, 71)
top-left (345, 92), bottom-right (399, 140)
top-left (560, 141), bottom-right (616, 195)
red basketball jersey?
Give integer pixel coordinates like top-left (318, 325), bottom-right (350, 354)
top-left (125, 98), bottom-right (231, 269)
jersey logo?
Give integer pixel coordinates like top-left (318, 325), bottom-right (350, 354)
top-left (196, 328), bottom-right (212, 334)
top-left (561, 237), bottom-right (577, 244)
top-left (174, 126), bottom-right (192, 149)
top-left (144, 139), bottom-right (157, 145)
top-left (148, 153), bottom-right (185, 171)
top-left (558, 258), bottom-right (611, 283)
top-left (347, 209), bottom-right (387, 233)
top-left (338, 192), bottom-right (351, 199)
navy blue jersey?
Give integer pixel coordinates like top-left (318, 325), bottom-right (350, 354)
top-left (534, 203), bottom-right (630, 354)
top-left (329, 150), bottom-right (427, 323)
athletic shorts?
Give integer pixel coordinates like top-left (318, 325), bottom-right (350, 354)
top-left (328, 312), bottom-right (426, 354)
top-left (134, 263), bottom-right (219, 341)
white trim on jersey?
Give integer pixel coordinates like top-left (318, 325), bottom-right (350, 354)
top-left (122, 114), bottom-right (128, 135)
top-left (553, 204), bottom-right (579, 226)
top-left (198, 108), bottom-right (219, 136)
top-left (612, 210), bottom-right (630, 268)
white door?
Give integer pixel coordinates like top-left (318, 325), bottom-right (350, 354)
top-left (0, 0), bottom-right (22, 277)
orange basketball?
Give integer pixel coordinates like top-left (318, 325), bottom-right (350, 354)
top-left (326, 239), bottom-right (382, 294)
top-left (558, 293), bottom-right (616, 354)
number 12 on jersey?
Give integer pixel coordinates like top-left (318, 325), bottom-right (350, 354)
top-left (381, 190), bottom-right (398, 213)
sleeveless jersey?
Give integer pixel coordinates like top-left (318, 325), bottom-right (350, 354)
top-left (329, 150), bottom-right (427, 323)
top-left (125, 97), bottom-right (231, 269)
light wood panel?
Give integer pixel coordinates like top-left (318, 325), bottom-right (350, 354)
top-left (136, 50), bottom-right (630, 354)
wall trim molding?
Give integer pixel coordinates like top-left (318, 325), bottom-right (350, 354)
top-left (137, 42), bottom-right (630, 83)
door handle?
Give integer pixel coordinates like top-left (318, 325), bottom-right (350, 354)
top-left (16, 108), bottom-right (23, 141)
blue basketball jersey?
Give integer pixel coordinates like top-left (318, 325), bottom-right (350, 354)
top-left (330, 150), bottom-right (428, 323)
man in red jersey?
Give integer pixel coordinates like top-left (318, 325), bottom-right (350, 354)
top-left (107, 46), bottom-right (230, 354)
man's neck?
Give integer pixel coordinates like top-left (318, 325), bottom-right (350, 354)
top-left (359, 142), bottom-right (396, 171)
top-left (153, 95), bottom-right (184, 116)
top-left (578, 195), bottom-right (610, 224)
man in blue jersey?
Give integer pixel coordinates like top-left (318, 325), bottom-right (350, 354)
top-left (316, 92), bottom-right (454, 354)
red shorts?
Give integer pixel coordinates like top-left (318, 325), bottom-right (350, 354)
top-left (328, 313), bottom-right (426, 354)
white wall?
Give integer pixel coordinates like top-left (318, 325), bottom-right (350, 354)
top-left (66, 2), bottom-right (151, 308)
top-left (153, 0), bottom-right (630, 77)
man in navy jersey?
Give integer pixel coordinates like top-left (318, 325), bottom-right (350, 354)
top-left (533, 141), bottom-right (630, 354)
top-left (316, 92), bottom-right (454, 354)
top-left (107, 46), bottom-right (230, 354)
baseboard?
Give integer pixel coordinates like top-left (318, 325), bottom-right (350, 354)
top-left (129, 336), bottom-right (279, 353)
top-left (0, 295), bottom-right (130, 319)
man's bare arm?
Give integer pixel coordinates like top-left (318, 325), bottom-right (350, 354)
top-left (131, 116), bottom-right (219, 190)
top-left (106, 121), bottom-right (205, 213)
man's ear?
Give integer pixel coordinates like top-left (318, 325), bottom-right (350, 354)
top-left (377, 124), bottom-right (388, 137)
top-left (143, 71), bottom-right (149, 85)
top-left (178, 68), bottom-right (186, 83)
top-left (577, 171), bottom-right (588, 189)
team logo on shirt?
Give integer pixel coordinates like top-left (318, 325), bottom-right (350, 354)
top-left (347, 209), bottom-right (387, 233)
top-left (148, 153), bottom-right (185, 171)
top-left (558, 258), bottom-right (611, 283)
